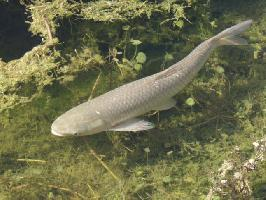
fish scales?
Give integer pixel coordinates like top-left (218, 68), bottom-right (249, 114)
top-left (94, 39), bottom-right (215, 125)
top-left (51, 20), bottom-right (252, 136)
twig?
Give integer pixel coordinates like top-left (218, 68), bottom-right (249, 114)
top-left (90, 149), bottom-right (120, 183)
top-left (87, 183), bottom-right (100, 199)
top-left (12, 184), bottom-right (29, 190)
top-left (17, 158), bottom-right (46, 164)
top-left (188, 116), bottom-right (218, 129)
top-left (38, 183), bottom-right (87, 199)
top-left (146, 110), bottom-right (159, 117)
top-left (43, 16), bottom-right (53, 42)
top-left (89, 71), bottom-right (102, 100)
top-left (11, 177), bottom-right (87, 199)
top-left (122, 144), bottom-right (133, 152)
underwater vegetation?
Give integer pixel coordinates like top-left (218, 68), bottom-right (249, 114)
top-left (0, 0), bottom-right (265, 199)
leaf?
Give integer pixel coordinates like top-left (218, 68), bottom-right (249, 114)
top-left (130, 39), bottom-right (142, 46)
top-left (94, 54), bottom-right (103, 63)
top-left (133, 183), bottom-right (145, 193)
top-left (212, 196), bottom-right (221, 200)
top-left (164, 52), bottom-right (174, 61)
top-left (134, 63), bottom-right (142, 71)
top-left (122, 58), bottom-right (130, 64)
top-left (210, 21), bottom-right (217, 28)
top-left (135, 170), bottom-right (143, 176)
top-left (136, 52), bottom-right (146, 63)
top-left (174, 20), bottom-right (184, 28)
top-left (216, 66), bottom-right (224, 74)
top-left (163, 176), bottom-right (172, 183)
top-left (254, 50), bottom-right (260, 59)
top-left (144, 147), bottom-right (150, 153)
top-left (253, 43), bottom-right (262, 59)
top-left (184, 176), bottom-right (195, 183)
top-left (122, 25), bottom-right (130, 31)
top-left (112, 58), bottom-right (119, 62)
top-left (48, 192), bottom-right (54, 199)
top-left (185, 97), bottom-right (195, 106)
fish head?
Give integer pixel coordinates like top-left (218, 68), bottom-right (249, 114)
top-left (51, 102), bottom-right (106, 137)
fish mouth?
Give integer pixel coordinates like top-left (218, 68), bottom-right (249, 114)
top-left (51, 128), bottom-right (64, 137)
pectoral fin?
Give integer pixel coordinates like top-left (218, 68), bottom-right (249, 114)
top-left (109, 118), bottom-right (154, 132)
top-left (153, 98), bottom-right (176, 111)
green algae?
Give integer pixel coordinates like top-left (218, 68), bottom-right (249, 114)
top-left (0, 0), bottom-right (266, 199)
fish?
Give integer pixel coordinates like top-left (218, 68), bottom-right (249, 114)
top-left (51, 20), bottom-right (252, 137)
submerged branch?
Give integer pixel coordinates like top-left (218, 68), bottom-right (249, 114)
top-left (43, 16), bottom-right (53, 43)
top-left (89, 71), bottom-right (102, 100)
top-left (37, 183), bottom-right (87, 199)
top-left (90, 149), bottom-right (121, 183)
top-left (17, 158), bottom-right (47, 163)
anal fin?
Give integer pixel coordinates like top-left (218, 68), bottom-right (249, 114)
top-left (109, 118), bottom-right (154, 132)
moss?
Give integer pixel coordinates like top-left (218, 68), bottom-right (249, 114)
top-left (23, 0), bottom-right (77, 42)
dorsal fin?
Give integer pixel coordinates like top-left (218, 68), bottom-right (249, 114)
top-left (155, 65), bottom-right (182, 80)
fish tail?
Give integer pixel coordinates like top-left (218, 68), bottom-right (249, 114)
top-left (213, 20), bottom-right (253, 46)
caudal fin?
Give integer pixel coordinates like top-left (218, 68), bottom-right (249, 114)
top-left (214, 20), bottom-right (253, 46)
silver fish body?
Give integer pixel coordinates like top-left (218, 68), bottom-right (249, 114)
top-left (51, 20), bottom-right (252, 136)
